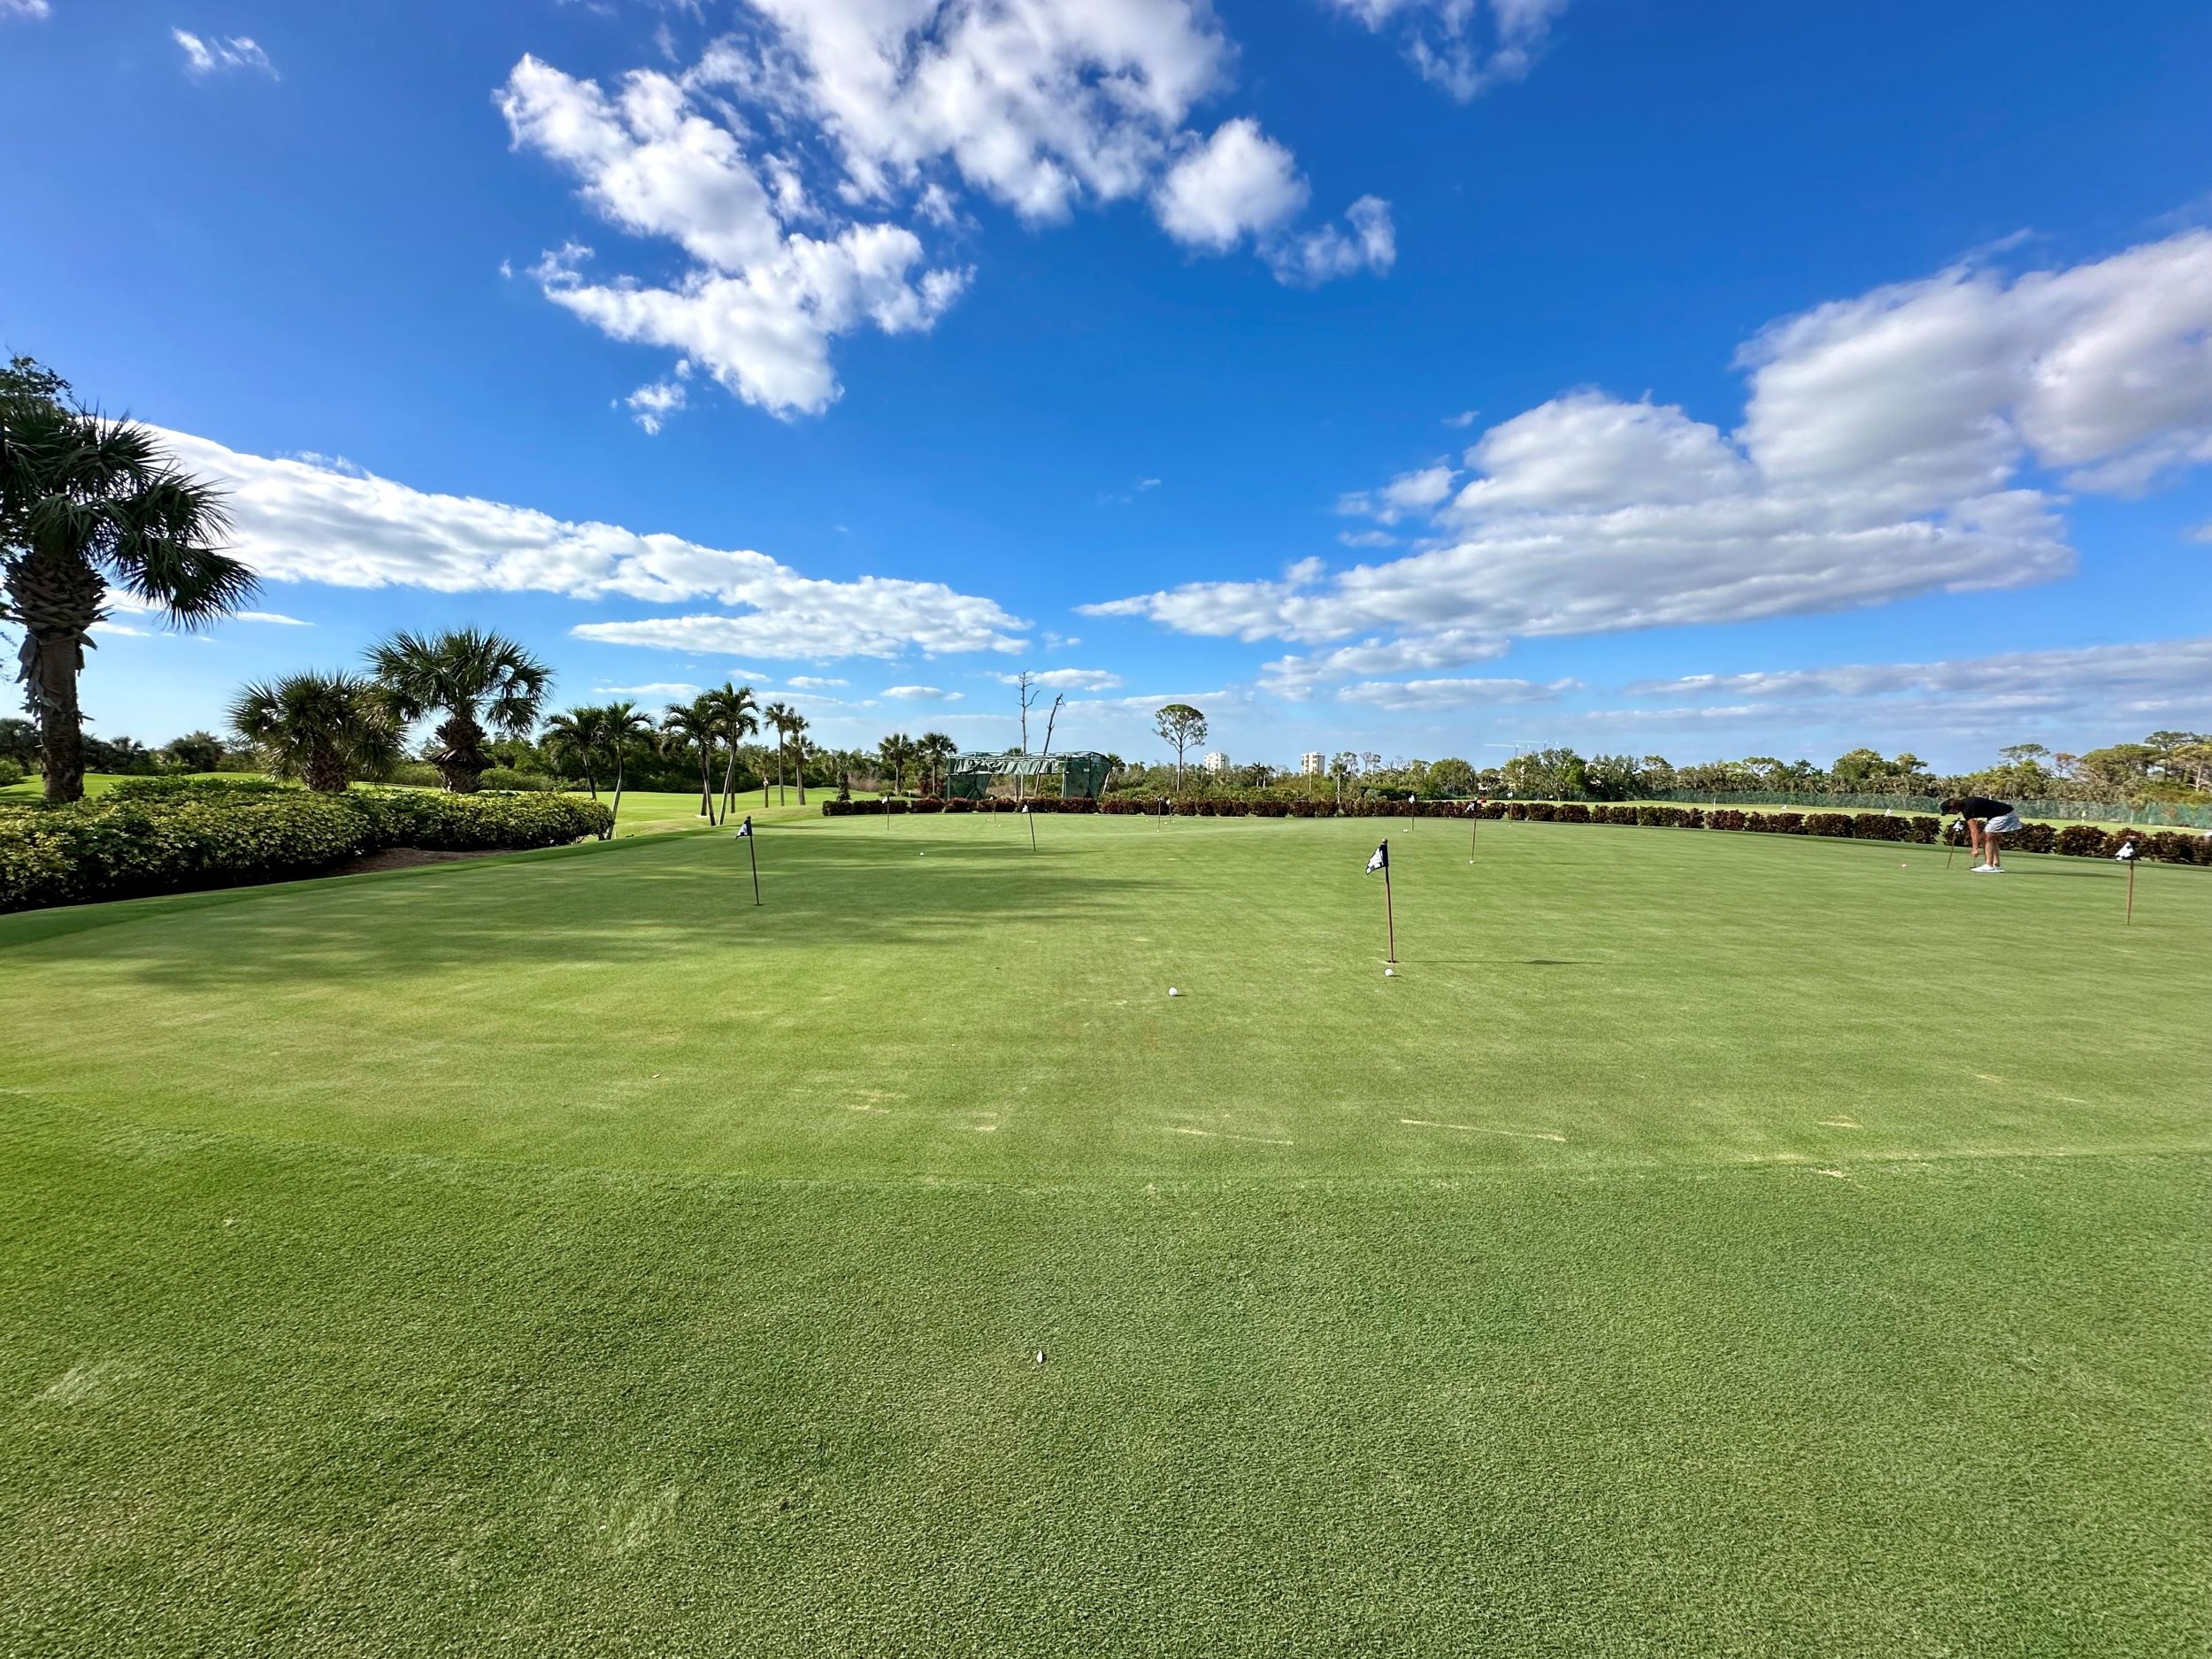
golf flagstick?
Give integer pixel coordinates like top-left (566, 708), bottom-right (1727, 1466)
top-left (736, 815), bottom-right (760, 905)
top-left (2120, 838), bottom-right (2139, 923)
top-left (1024, 803), bottom-right (1037, 851)
top-left (1945, 818), bottom-right (1961, 870)
top-left (1364, 838), bottom-right (1395, 963)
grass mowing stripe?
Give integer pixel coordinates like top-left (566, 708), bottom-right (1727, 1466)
top-left (4, 1102), bottom-right (2205, 1657)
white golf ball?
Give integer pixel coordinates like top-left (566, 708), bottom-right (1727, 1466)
top-left (1384, 968), bottom-right (1397, 978)
top-left (1168, 987), bottom-right (1180, 997)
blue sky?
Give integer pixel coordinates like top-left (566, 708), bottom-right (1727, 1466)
top-left (4, 0), bottom-right (2209, 770)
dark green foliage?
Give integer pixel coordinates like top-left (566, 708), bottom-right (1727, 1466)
top-left (0, 788), bottom-right (611, 911)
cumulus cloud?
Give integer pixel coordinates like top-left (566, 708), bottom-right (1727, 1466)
top-left (503, 4), bottom-right (1395, 417)
top-left (173, 28), bottom-right (276, 78)
top-left (1090, 227), bottom-right (2212, 697)
top-left (994, 667), bottom-right (1125, 691)
top-left (1153, 119), bottom-right (1307, 251)
top-left (787, 674), bottom-right (848, 688)
top-left (3, 0), bottom-right (52, 20)
top-left (1268, 195), bottom-right (1395, 285)
top-left (626, 375), bottom-right (688, 434)
top-left (152, 426), bottom-right (1028, 660)
top-left (885, 684), bottom-right (962, 701)
top-left (501, 58), bottom-right (969, 417)
top-left (1325, 0), bottom-right (1571, 101)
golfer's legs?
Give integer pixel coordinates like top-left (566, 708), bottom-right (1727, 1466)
top-left (1985, 831), bottom-right (2003, 867)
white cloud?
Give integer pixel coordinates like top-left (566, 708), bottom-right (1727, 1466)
top-left (1325, 0), bottom-right (1571, 102)
top-left (231, 611), bottom-right (311, 626)
top-left (594, 682), bottom-right (705, 701)
top-left (1443, 409), bottom-right (1478, 427)
top-left (993, 668), bottom-right (1124, 691)
top-left (1335, 675), bottom-right (1578, 711)
top-left (1259, 628), bottom-right (1508, 699)
top-left (1091, 226), bottom-right (2212, 695)
top-left (1269, 195), bottom-right (1395, 285)
top-left (885, 685), bottom-right (962, 701)
top-left (3, 1), bottom-right (52, 21)
top-left (787, 675), bottom-right (848, 688)
top-left (501, 58), bottom-right (971, 418)
top-left (1338, 529), bottom-right (1399, 549)
top-left (1625, 638), bottom-right (2212, 709)
top-left (153, 426), bottom-right (1028, 660)
top-left (173, 28), bottom-right (276, 78)
top-left (1154, 118), bottom-right (1307, 251)
top-left (1576, 638), bottom-right (2212, 758)
top-left (626, 377), bottom-right (687, 434)
top-left (1337, 460), bottom-right (1455, 523)
top-left (503, 6), bottom-right (1396, 414)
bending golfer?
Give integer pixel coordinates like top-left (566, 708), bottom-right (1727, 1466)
top-left (1940, 794), bottom-right (2023, 873)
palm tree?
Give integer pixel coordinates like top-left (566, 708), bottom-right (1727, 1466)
top-left (704, 681), bottom-right (759, 822)
top-left (543, 705), bottom-right (609, 798)
top-left (787, 712), bottom-right (812, 805)
top-left (761, 701), bottom-right (797, 805)
top-left (877, 732), bottom-right (916, 795)
top-left (366, 627), bottom-right (549, 793)
top-left (1, 366), bottom-right (254, 802)
top-left (918, 731), bottom-right (956, 797)
top-left (601, 700), bottom-right (653, 839)
top-left (229, 671), bottom-right (399, 793)
top-left (660, 696), bottom-right (719, 821)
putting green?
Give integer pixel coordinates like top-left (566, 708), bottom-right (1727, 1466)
top-left (4, 817), bottom-right (2207, 1655)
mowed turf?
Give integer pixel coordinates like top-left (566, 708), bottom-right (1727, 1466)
top-left (3, 816), bottom-right (2207, 1655)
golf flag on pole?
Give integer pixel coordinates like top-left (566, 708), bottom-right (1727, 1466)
top-left (1365, 839), bottom-right (1396, 963)
top-left (2118, 836), bottom-right (2139, 924)
top-left (735, 814), bottom-right (760, 906)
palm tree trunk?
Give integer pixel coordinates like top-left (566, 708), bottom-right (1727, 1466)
top-left (9, 548), bottom-right (104, 805)
top-left (721, 742), bottom-right (740, 822)
top-left (698, 752), bottom-right (714, 821)
top-left (796, 752), bottom-right (806, 806)
top-left (607, 756), bottom-right (624, 841)
top-left (27, 631), bottom-right (88, 804)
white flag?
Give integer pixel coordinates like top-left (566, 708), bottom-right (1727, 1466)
top-left (734, 817), bottom-right (753, 839)
top-left (1364, 841), bottom-right (1388, 875)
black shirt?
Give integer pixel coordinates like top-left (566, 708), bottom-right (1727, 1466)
top-left (1956, 796), bottom-right (2012, 819)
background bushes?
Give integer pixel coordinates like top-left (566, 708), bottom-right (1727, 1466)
top-left (1, 787), bottom-right (611, 913)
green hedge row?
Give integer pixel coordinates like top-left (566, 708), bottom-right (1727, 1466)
top-left (823, 795), bottom-right (2209, 864)
top-left (0, 787), bottom-right (612, 913)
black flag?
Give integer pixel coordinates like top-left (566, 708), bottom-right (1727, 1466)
top-left (1364, 841), bottom-right (1388, 874)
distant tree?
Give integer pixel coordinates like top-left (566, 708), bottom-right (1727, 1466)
top-left (761, 701), bottom-right (797, 804)
top-left (1426, 757), bottom-right (1478, 797)
top-left (163, 729), bottom-right (227, 773)
top-left (543, 706), bottom-right (608, 798)
top-left (660, 697), bottom-right (720, 821)
top-left (0, 716), bottom-right (35, 768)
top-left (917, 730), bottom-right (956, 795)
top-left (877, 731), bottom-right (916, 794)
top-left (600, 701), bottom-right (653, 839)
top-left (366, 626), bottom-right (549, 793)
top-left (229, 671), bottom-right (399, 792)
top-left (787, 715), bottom-right (813, 805)
top-left (83, 733), bottom-right (159, 774)
top-left (705, 682), bottom-right (760, 821)
top-left (1585, 753), bottom-right (1640, 801)
top-left (2, 358), bottom-right (255, 802)
top-left (1154, 703), bottom-right (1207, 792)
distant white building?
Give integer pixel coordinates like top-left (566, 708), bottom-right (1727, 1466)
top-left (1300, 751), bottom-right (1325, 776)
top-left (1202, 750), bottom-right (1230, 774)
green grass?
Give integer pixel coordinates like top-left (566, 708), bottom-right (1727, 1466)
top-left (4, 816), bottom-right (2207, 1655)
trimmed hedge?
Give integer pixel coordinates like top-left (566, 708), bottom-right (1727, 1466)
top-left (823, 794), bottom-right (2212, 869)
top-left (0, 788), bottom-right (611, 913)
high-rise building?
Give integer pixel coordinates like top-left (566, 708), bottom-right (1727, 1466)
top-left (1202, 750), bottom-right (1230, 774)
top-left (1300, 752), bottom-right (1325, 776)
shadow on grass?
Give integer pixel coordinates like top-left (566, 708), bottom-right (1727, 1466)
top-left (24, 830), bottom-right (1169, 989)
